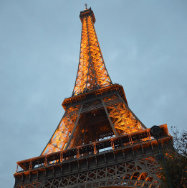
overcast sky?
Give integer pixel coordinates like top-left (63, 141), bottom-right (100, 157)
top-left (0, 0), bottom-right (186, 187)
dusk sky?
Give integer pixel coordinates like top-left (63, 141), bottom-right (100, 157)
top-left (0, 0), bottom-right (186, 187)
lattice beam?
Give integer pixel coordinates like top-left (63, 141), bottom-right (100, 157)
top-left (103, 94), bottom-right (145, 135)
top-left (73, 8), bottom-right (112, 96)
top-left (41, 105), bottom-right (82, 155)
top-left (15, 156), bottom-right (162, 188)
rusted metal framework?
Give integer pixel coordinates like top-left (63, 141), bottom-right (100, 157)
top-left (14, 7), bottom-right (173, 188)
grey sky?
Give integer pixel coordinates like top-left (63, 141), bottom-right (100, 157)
top-left (0, 0), bottom-right (186, 187)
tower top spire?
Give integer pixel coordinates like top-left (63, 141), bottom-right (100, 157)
top-left (79, 7), bottom-right (96, 23)
top-left (73, 8), bottom-right (112, 96)
top-left (85, 3), bottom-right (87, 10)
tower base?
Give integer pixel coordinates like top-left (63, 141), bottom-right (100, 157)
top-left (14, 125), bottom-right (172, 188)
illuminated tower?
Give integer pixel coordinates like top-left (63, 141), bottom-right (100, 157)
top-left (14, 7), bottom-right (172, 188)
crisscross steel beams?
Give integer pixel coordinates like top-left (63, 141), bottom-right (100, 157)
top-left (73, 8), bottom-right (112, 96)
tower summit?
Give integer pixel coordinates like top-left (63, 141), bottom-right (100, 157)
top-left (14, 7), bottom-right (172, 188)
top-left (73, 8), bottom-right (112, 96)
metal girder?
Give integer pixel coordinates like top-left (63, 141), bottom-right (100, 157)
top-left (73, 9), bottom-right (112, 96)
top-left (41, 105), bottom-right (81, 155)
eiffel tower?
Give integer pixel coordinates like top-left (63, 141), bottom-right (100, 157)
top-left (14, 7), bottom-right (173, 188)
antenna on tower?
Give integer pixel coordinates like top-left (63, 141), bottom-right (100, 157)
top-left (85, 3), bottom-right (88, 10)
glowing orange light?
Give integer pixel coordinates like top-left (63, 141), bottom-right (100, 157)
top-left (104, 95), bottom-right (144, 135)
top-left (73, 14), bottom-right (112, 96)
top-left (42, 105), bottom-right (80, 155)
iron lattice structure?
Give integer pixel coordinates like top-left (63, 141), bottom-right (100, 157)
top-left (14, 7), bottom-right (173, 188)
top-left (73, 8), bottom-right (112, 96)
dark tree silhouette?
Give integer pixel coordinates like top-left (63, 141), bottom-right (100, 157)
top-left (161, 127), bottom-right (187, 188)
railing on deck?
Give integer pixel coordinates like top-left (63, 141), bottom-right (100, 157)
top-left (15, 124), bottom-right (170, 173)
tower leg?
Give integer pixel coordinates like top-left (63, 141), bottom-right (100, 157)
top-left (65, 105), bottom-right (83, 150)
top-left (101, 99), bottom-right (119, 136)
